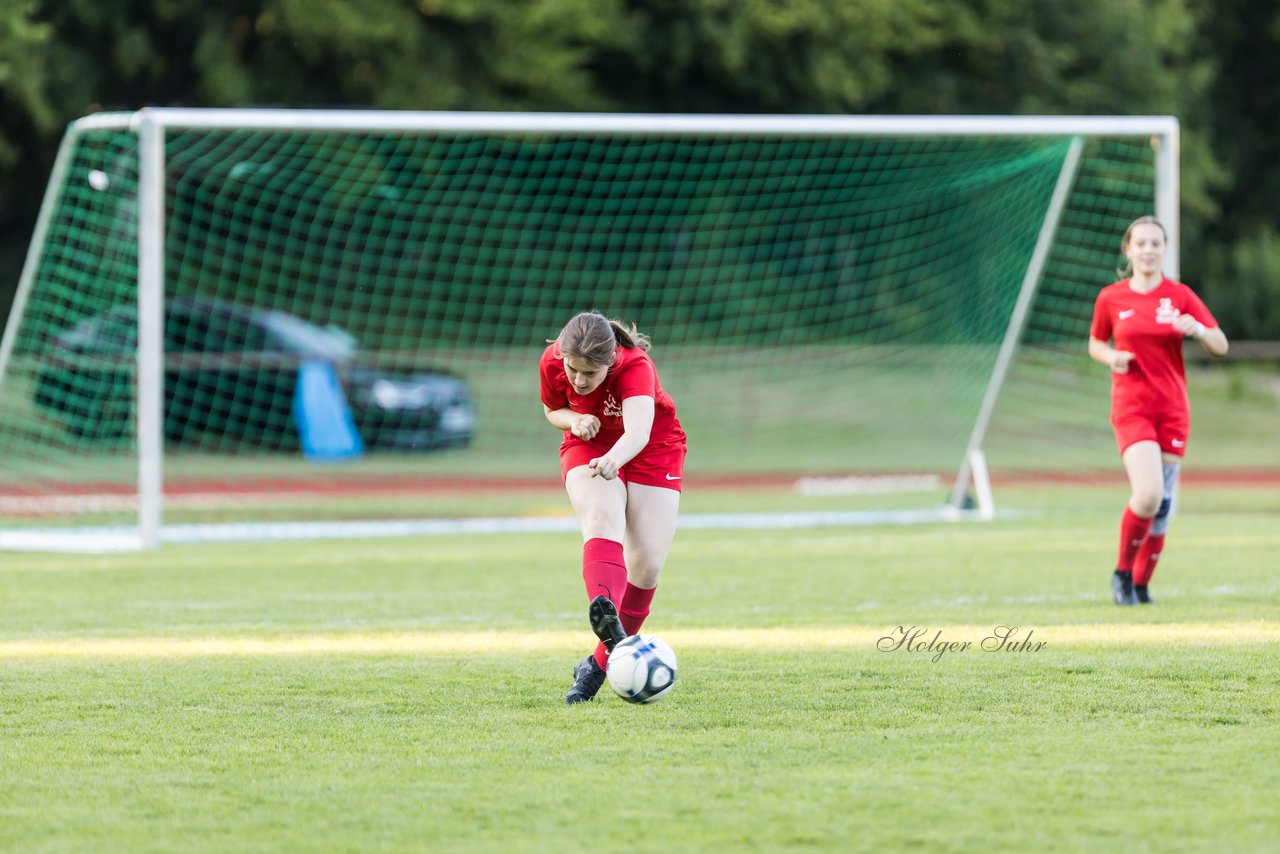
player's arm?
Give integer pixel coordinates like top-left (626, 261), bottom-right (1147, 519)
top-left (588, 396), bottom-right (654, 479)
top-left (1175, 315), bottom-right (1229, 356)
top-left (544, 405), bottom-right (600, 440)
top-left (1089, 336), bottom-right (1134, 374)
top-left (1088, 295), bottom-right (1133, 373)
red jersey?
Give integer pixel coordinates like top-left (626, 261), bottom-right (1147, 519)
top-left (1090, 278), bottom-right (1216, 416)
top-left (539, 343), bottom-right (686, 451)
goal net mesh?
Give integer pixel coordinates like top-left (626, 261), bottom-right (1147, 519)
top-left (0, 118), bottom-right (1156, 536)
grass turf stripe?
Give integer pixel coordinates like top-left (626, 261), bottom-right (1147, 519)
top-left (1, 622), bottom-right (1277, 659)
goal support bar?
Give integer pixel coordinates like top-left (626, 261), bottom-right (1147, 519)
top-left (948, 135), bottom-right (1086, 516)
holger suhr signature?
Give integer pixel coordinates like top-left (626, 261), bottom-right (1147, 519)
top-left (877, 625), bottom-right (1047, 663)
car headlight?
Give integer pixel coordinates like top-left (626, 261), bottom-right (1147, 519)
top-left (370, 379), bottom-right (434, 410)
top-left (440, 404), bottom-right (475, 433)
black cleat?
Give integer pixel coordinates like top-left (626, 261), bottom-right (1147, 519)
top-left (564, 655), bottom-right (606, 704)
top-left (589, 595), bottom-right (627, 651)
top-left (1112, 569), bottom-right (1137, 606)
top-left (1134, 584), bottom-right (1154, 605)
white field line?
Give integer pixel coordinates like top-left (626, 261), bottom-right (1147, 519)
top-left (1, 475), bottom-right (943, 513)
top-left (1, 623), bottom-right (1276, 660)
top-left (1, 508), bottom-right (978, 552)
top-left (0, 492), bottom-right (335, 514)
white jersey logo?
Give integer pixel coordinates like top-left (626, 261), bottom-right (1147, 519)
top-left (603, 394), bottom-right (623, 418)
top-left (1155, 297), bottom-right (1180, 325)
top-left (1118, 309), bottom-right (1136, 320)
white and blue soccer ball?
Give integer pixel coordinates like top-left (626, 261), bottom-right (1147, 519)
top-left (606, 634), bottom-right (678, 704)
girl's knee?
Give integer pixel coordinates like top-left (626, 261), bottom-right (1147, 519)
top-left (627, 566), bottom-right (662, 588)
top-left (1130, 490), bottom-right (1163, 518)
top-left (577, 503), bottom-right (625, 540)
top-left (624, 553), bottom-right (663, 587)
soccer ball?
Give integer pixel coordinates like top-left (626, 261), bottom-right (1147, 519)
top-left (606, 634), bottom-right (678, 704)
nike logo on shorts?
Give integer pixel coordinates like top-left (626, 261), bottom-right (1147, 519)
top-left (665, 474), bottom-right (682, 480)
top-left (1171, 439), bottom-right (1185, 448)
top-left (1118, 309), bottom-right (1136, 319)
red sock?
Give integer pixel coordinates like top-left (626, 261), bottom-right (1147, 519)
top-left (593, 642), bottom-right (610, 670)
top-left (1133, 534), bottom-right (1165, 586)
top-left (584, 538), bottom-right (626, 671)
top-left (1117, 507), bottom-right (1153, 572)
top-left (582, 538), bottom-right (626, 606)
top-left (619, 582), bottom-right (657, 635)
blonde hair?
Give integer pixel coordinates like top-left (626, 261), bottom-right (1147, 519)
top-left (554, 312), bottom-right (651, 366)
top-left (1118, 215), bottom-right (1168, 277)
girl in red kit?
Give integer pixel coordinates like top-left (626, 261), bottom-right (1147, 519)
top-left (540, 311), bottom-right (687, 703)
top-left (1089, 216), bottom-right (1229, 605)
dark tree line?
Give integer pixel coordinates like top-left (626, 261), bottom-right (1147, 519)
top-left (2, 0), bottom-right (1277, 338)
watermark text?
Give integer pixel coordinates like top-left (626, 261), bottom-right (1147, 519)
top-left (876, 625), bottom-right (1046, 662)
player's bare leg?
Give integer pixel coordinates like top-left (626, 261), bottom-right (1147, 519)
top-left (1133, 452), bottom-right (1183, 604)
top-left (623, 482), bottom-right (680, 587)
top-left (1122, 441), bottom-right (1165, 518)
top-left (617, 482), bottom-right (680, 637)
top-left (1113, 441), bottom-right (1163, 605)
top-left (565, 465), bottom-right (628, 543)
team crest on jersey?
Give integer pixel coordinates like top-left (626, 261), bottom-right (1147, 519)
top-left (603, 394), bottom-right (623, 418)
top-left (1155, 297), bottom-right (1180, 325)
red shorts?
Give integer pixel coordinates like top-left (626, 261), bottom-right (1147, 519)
top-left (559, 438), bottom-right (687, 492)
top-left (1111, 409), bottom-right (1189, 457)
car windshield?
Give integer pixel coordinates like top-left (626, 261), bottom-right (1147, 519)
top-left (264, 312), bottom-right (360, 360)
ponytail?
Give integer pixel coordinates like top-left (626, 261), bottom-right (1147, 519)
top-left (607, 319), bottom-right (651, 351)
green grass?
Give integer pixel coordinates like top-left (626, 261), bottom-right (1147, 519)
top-left (3, 484), bottom-right (1279, 851)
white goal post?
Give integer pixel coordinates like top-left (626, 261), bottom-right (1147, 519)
top-left (0, 110), bottom-right (1178, 551)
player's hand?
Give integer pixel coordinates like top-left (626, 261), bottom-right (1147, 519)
top-left (1175, 315), bottom-right (1206, 338)
top-left (570, 415), bottom-right (601, 440)
top-left (589, 456), bottom-right (619, 480)
top-left (1110, 350), bottom-right (1135, 374)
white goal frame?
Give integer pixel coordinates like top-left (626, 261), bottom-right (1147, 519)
top-left (0, 110), bottom-right (1179, 551)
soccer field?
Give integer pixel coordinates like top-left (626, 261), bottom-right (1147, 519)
top-left (2, 483), bottom-right (1278, 852)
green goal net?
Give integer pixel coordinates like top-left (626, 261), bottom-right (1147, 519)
top-left (0, 111), bottom-right (1173, 550)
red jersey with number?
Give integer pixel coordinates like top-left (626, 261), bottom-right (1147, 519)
top-left (1090, 278), bottom-right (1216, 416)
top-left (539, 343), bottom-right (686, 451)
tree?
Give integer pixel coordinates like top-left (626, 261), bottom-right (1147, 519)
top-left (1193, 0), bottom-right (1280, 338)
top-left (0, 1), bottom-right (55, 278)
top-left (0, 2), bottom-right (53, 166)
top-left (0, 0), bottom-right (637, 315)
top-left (2, 0), bottom-right (1277, 336)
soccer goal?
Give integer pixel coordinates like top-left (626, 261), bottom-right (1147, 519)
top-left (0, 110), bottom-right (1177, 551)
